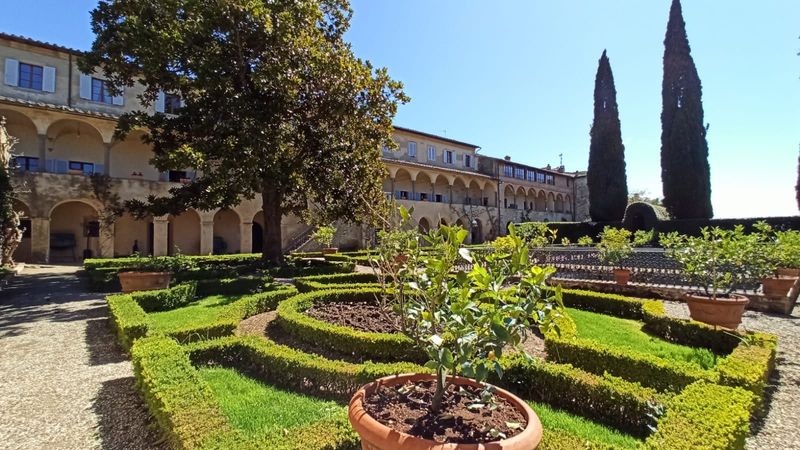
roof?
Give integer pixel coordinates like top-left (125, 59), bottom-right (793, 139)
top-left (0, 96), bottom-right (119, 121)
top-left (382, 158), bottom-right (494, 180)
top-left (0, 32), bottom-right (84, 56)
top-left (392, 125), bottom-right (479, 149)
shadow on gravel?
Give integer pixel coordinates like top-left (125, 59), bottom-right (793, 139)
top-left (85, 317), bottom-right (128, 366)
top-left (93, 377), bottom-right (169, 450)
top-left (750, 361), bottom-right (782, 435)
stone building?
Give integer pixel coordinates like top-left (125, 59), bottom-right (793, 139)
top-left (1, 33), bottom-right (587, 263)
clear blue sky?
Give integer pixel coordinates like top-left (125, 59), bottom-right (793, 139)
top-left (2, 1), bottom-right (798, 218)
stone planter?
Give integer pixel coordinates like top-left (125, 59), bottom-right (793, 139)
top-left (348, 373), bottom-right (542, 450)
top-left (613, 268), bottom-right (631, 286)
top-left (321, 247), bottom-right (339, 255)
top-left (684, 292), bottom-right (749, 329)
top-left (118, 271), bottom-right (172, 293)
top-left (762, 276), bottom-right (799, 298)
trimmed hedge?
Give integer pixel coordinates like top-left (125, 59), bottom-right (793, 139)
top-left (294, 272), bottom-right (378, 293)
top-left (499, 354), bottom-right (664, 438)
top-left (194, 275), bottom-right (275, 297)
top-left (643, 381), bottom-right (755, 450)
top-left (134, 282), bottom-right (197, 313)
top-left (275, 288), bottom-right (421, 362)
top-left (187, 335), bottom-right (424, 401)
top-left (107, 286), bottom-right (297, 349)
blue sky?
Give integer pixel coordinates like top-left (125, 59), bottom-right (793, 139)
top-left (2, 1), bottom-right (798, 218)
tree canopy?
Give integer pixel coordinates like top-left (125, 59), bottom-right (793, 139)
top-left (81, 0), bottom-right (407, 262)
top-left (588, 50), bottom-right (628, 222)
top-left (660, 0), bottom-right (713, 219)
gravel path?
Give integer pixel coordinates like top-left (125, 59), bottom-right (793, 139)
top-left (662, 300), bottom-right (800, 450)
top-left (0, 265), bottom-right (167, 450)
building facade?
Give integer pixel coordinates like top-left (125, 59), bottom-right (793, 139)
top-left (1, 33), bottom-right (587, 263)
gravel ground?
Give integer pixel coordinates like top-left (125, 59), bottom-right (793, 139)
top-left (0, 265), bottom-right (167, 450)
top-left (662, 300), bottom-right (800, 450)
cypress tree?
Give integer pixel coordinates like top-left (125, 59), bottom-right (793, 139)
top-left (588, 50), bottom-right (628, 221)
top-left (660, 0), bottom-right (713, 219)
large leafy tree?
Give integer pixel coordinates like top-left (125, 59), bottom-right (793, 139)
top-left (81, 0), bottom-right (407, 263)
top-left (660, 0), bottom-right (712, 219)
top-left (588, 50), bottom-right (628, 221)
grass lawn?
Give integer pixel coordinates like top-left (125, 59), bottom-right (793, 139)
top-left (147, 295), bottom-right (244, 332)
top-left (198, 367), bottom-right (345, 438)
top-left (530, 401), bottom-right (642, 449)
top-left (567, 307), bottom-right (717, 369)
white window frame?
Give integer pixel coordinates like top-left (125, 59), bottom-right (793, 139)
top-left (427, 145), bottom-right (436, 161)
top-left (464, 154), bottom-right (472, 168)
top-left (444, 150), bottom-right (454, 165)
top-left (408, 141), bottom-right (417, 158)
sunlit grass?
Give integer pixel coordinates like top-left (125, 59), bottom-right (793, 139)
top-left (567, 307), bottom-right (717, 369)
top-left (147, 294), bottom-right (243, 332)
top-left (530, 401), bottom-right (642, 449)
top-left (198, 367), bottom-right (345, 438)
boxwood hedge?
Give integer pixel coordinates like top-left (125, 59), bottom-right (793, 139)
top-left (293, 272), bottom-right (378, 293)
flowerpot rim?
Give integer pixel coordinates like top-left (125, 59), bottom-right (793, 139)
top-left (683, 292), bottom-right (749, 304)
top-left (348, 373), bottom-right (543, 450)
top-left (118, 271), bottom-right (173, 276)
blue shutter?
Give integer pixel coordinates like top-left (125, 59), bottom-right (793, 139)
top-left (394, 191), bottom-right (400, 200)
top-left (55, 160), bottom-right (68, 174)
top-left (94, 164), bottom-right (105, 175)
top-left (45, 159), bottom-right (55, 173)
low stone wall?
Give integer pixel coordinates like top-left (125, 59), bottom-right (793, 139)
top-left (550, 277), bottom-right (799, 315)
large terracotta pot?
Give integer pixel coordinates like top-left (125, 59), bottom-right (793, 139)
top-left (118, 271), bottom-right (172, 293)
top-left (777, 268), bottom-right (800, 278)
top-left (684, 293), bottom-right (749, 329)
top-left (348, 373), bottom-right (542, 450)
top-left (762, 276), bottom-right (799, 297)
top-left (612, 268), bottom-right (631, 286)
top-left (322, 247), bottom-right (339, 255)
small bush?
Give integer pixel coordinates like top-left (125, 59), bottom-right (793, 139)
top-left (294, 272), bottom-right (378, 293)
top-left (194, 275), bottom-right (275, 297)
top-left (133, 282), bottom-right (198, 313)
top-left (643, 382), bottom-right (754, 450)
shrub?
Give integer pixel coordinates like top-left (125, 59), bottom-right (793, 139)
top-left (311, 225), bottom-right (336, 248)
top-left (596, 227), bottom-right (634, 269)
top-left (194, 275), bottom-right (276, 297)
top-left (500, 354), bottom-right (663, 438)
top-left (321, 253), bottom-right (350, 263)
top-left (517, 222), bottom-right (558, 247)
top-left (643, 382), bottom-right (754, 450)
top-left (133, 282), bottom-right (198, 312)
top-left (275, 288), bottom-right (421, 362)
top-left (107, 293), bottom-right (149, 349)
top-left (293, 272), bottom-right (378, 293)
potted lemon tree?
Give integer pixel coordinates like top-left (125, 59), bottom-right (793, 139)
top-left (312, 225), bottom-right (338, 255)
top-left (117, 253), bottom-right (195, 293)
top-left (348, 225), bottom-right (564, 449)
top-left (660, 226), bottom-right (753, 329)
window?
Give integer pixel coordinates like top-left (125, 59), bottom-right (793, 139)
top-left (546, 175), bottom-right (555, 185)
top-left (168, 170), bottom-right (188, 182)
top-left (482, 197), bottom-right (489, 206)
top-left (537, 172), bottom-right (546, 183)
top-left (427, 145), bottom-right (436, 161)
top-left (419, 192), bottom-right (428, 201)
top-left (435, 194), bottom-right (444, 203)
top-left (164, 94), bottom-right (182, 114)
top-left (464, 154), bottom-right (472, 168)
top-left (503, 165), bottom-right (513, 177)
top-left (13, 156), bottom-right (38, 172)
top-left (397, 190), bottom-right (410, 200)
top-left (18, 63), bottom-right (43, 91)
top-left (527, 170), bottom-right (535, 181)
top-left (19, 218), bottom-right (31, 239)
top-left (407, 141), bottom-right (417, 158)
top-left (68, 161), bottom-right (94, 175)
top-left (91, 78), bottom-right (114, 104)
top-left (515, 167), bottom-right (525, 179)
top-left (444, 150), bottom-right (454, 164)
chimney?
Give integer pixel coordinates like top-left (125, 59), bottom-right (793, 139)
top-left (504, 156), bottom-right (511, 161)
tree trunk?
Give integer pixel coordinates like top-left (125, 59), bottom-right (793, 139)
top-left (261, 182), bottom-right (283, 265)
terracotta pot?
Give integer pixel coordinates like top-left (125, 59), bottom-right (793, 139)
top-left (777, 268), bottom-right (800, 278)
top-left (322, 247), bottom-right (339, 255)
top-left (118, 271), bottom-right (172, 293)
top-left (348, 373), bottom-right (542, 450)
top-left (684, 292), bottom-right (749, 329)
top-left (612, 268), bottom-right (631, 286)
top-left (762, 276), bottom-right (799, 297)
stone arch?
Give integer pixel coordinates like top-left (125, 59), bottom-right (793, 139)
top-left (536, 191), bottom-right (546, 211)
top-left (393, 168), bottom-right (414, 200)
top-left (439, 218), bottom-right (449, 227)
top-left (0, 109), bottom-right (39, 160)
top-left (555, 194), bottom-right (564, 213)
top-left (12, 199), bottom-right (32, 262)
top-left (213, 208), bottom-right (241, 254)
top-left (432, 174), bottom-right (450, 203)
top-left (114, 213), bottom-right (152, 256)
top-left (467, 180), bottom-right (482, 205)
top-left (565, 195), bottom-right (572, 212)
top-left (415, 171), bottom-right (434, 202)
top-left (451, 177), bottom-right (468, 204)
top-left (418, 217), bottom-right (432, 233)
top-left (46, 119), bottom-right (106, 175)
top-left (482, 181), bottom-right (497, 207)
top-left (526, 188), bottom-right (537, 211)
top-left (547, 192), bottom-right (556, 212)
top-left (109, 130), bottom-right (159, 181)
top-left (168, 209), bottom-right (201, 255)
top-left (503, 184), bottom-right (515, 209)
top-left (471, 218), bottom-right (484, 244)
top-left (516, 186), bottom-right (526, 210)
top-left (49, 199), bottom-right (101, 261)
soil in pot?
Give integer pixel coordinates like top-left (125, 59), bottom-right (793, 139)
top-left (363, 380), bottom-right (526, 444)
top-left (305, 301), bottom-right (401, 334)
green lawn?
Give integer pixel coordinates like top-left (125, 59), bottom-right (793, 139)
top-left (530, 401), bottom-right (642, 449)
top-left (198, 367), bottom-right (345, 439)
top-left (567, 307), bottom-right (717, 369)
top-left (147, 295), bottom-right (244, 332)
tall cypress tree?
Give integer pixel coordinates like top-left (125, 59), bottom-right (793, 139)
top-left (588, 50), bottom-right (628, 221)
top-left (660, 0), bottom-right (713, 218)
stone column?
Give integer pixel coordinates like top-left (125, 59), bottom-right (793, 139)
top-left (240, 222), bottom-right (253, 254)
top-left (411, 180), bottom-right (416, 201)
top-left (37, 134), bottom-right (47, 171)
top-left (153, 216), bottom-right (169, 256)
top-left (30, 217), bottom-right (50, 263)
top-left (448, 185), bottom-right (453, 205)
top-left (99, 222), bottom-right (115, 258)
top-left (200, 220), bottom-right (214, 255)
top-left (103, 143), bottom-right (112, 175)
